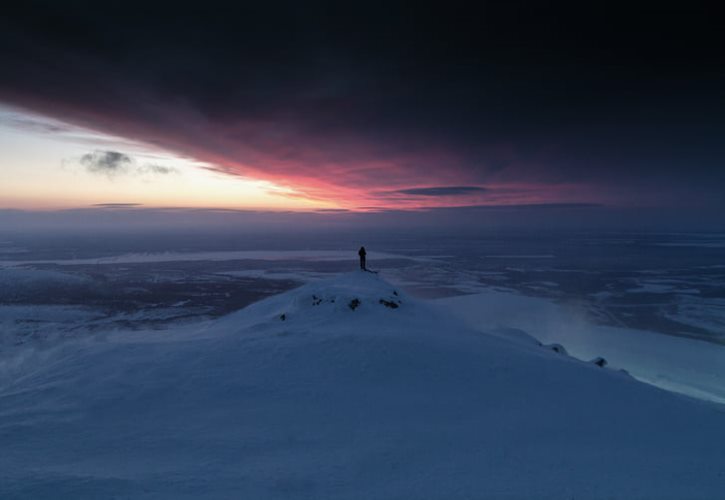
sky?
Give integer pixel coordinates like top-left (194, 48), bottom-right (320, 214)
top-left (0, 105), bottom-right (329, 211)
top-left (0, 1), bottom-right (723, 230)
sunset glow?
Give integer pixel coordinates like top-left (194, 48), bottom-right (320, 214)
top-left (0, 105), bottom-right (625, 213)
top-left (0, 2), bottom-right (723, 226)
top-left (0, 106), bottom-right (337, 211)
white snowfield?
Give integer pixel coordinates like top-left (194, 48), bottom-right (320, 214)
top-left (1, 272), bottom-right (724, 499)
top-left (436, 290), bottom-right (725, 405)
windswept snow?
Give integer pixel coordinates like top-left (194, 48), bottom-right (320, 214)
top-left (1, 272), bottom-right (724, 499)
top-left (438, 289), bottom-right (725, 404)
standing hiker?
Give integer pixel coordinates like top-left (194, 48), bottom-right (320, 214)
top-left (358, 246), bottom-right (367, 271)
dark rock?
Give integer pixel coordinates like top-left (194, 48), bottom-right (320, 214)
top-left (546, 343), bottom-right (568, 355)
top-left (348, 298), bottom-right (361, 311)
top-left (279, 313), bottom-right (286, 321)
top-left (591, 357), bottom-right (607, 368)
top-left (379, 299), bottom-right (400, 309)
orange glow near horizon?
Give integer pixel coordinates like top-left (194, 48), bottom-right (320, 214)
top-left (0, 105), bottom-right (341, 212)
top-left (1, 104), bottom-right (610, 213)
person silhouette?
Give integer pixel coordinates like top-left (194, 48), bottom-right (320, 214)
top-left (358, 246), bottom-right (367, 271)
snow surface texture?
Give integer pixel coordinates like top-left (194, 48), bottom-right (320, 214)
top-left (438, 290), bottom-right (725, 404)
top-left (1, 272), bottom-right (724, 499)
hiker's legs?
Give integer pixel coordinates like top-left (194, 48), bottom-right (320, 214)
top-left (360, 257), bottom-right (366, 270)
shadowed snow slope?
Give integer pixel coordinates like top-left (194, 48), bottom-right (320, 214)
top-left (1, 271), bottom-right (724, 499)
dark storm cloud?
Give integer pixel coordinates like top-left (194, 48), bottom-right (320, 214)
top-left (80, 151), bottom-right (132, 176)
top-left (393, 187), bottom-right (488, 197)
top-left (1, 1), bottom-right (724, 209)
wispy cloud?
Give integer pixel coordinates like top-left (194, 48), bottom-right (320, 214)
top-left (77, 150), bottom-right (178, 178)
top-left (92, 203), bottom-right (143, 208)
top-left (80, 151), bottom-right (133, 176)
top-left (390, 186), bottom-right (488, 197)
top-left (0, 110), bottom-right (74, 134)
top-left (138, 164), bottom-right (178, 175)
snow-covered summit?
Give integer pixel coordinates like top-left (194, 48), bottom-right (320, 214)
top-left (1, 271), bottom-right (725, 499)
top-left (219, 270), bottom-right (410, 328)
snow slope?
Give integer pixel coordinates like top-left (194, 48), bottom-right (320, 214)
top-left (437, 290), bottom-right (725, 404)
top-left (1, 272), bottom-right (724, 499)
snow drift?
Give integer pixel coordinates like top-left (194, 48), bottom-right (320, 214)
top-left (1, 271), bottom-right (724, 499)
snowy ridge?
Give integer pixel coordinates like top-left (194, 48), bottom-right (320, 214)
top-left (1, 271), bottom-right (724, 499)
top-left (216, 271), bottom-right (424, 332)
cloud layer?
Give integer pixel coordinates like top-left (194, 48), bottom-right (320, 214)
top-left (78, 150), bottom-right (178, 178)
top-left (1, 2), bottom-right (724, 211)
top-left (393, 187), bottom-right (488, 197)
top-left (80, 151), bottom-right (132, 176)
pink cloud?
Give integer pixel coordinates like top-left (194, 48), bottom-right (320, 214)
top-left (3, 89), bottom-right (607, 210)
